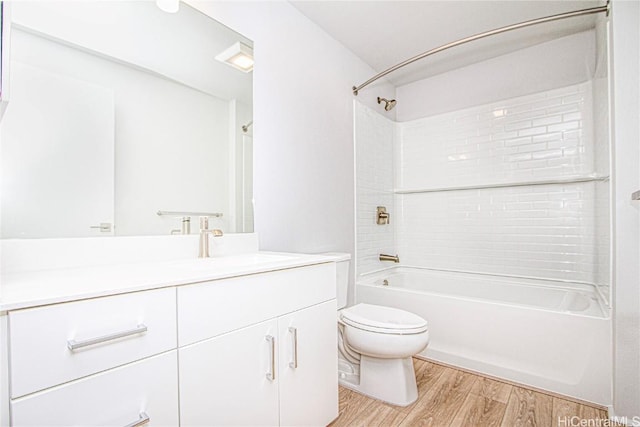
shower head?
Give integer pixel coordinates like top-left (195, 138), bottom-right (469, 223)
top-left (377, 97), bottom-right (397, 112)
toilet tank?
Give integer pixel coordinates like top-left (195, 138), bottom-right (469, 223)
top-left (321, 252), bottom-right (351, 309)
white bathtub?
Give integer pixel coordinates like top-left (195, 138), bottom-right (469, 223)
top-left (356, 267), bottom-right (612, 405)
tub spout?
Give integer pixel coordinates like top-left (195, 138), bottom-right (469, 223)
top-left (379, 254), bottom-right (400, 263)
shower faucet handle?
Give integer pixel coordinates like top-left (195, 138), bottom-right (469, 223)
top-left (377, 206), bottom-right (390, 225)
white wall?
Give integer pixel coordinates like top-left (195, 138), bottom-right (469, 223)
top-left (396, 31), bottom-right (595, 121)
top-left (1, 59), bottom-right (115, 238)
top-left (187, 1), bottom-right (395, 292)
top-left (231, 100), bottom-right (254, 233)
top-left (610, 0), bottom-right (640, 421)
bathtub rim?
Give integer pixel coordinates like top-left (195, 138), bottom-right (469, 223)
top-left (357, 265), bottom-right (610, 319)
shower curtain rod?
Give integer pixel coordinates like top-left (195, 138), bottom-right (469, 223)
top-left (352, 2), bottom-right (609, 95)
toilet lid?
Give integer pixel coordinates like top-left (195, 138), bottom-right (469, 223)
top-left (340, 303), bottom-right (428, 334)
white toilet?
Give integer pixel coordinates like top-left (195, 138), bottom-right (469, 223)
top-left (329, 253), bottom-right (429, 406)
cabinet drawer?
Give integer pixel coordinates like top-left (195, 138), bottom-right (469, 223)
top-left (9, 287), bottom-right (177, 398)
top-left (178, 263), bottom-right (335, 346)
top-left (11, 351), bottom-right (179, 427)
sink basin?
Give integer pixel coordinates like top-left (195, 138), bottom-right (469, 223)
top-left (167, 253), bottom-right (299, 272)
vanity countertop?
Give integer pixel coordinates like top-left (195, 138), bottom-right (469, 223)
top-left (0, 252), bottom-right (343, 311)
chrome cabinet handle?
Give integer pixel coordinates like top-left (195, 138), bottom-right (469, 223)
top-left (123, 412), bottom-right (150, 427)
top-left (289, 327), bottom-right (298, 369)
top-left (632, 190), bottom-right (640, 201)
top-left (67, 324), bottom-right (148, 351)
top-left (265, 335), bottom-right (275, 381)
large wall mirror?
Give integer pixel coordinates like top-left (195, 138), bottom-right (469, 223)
top-left (0, 1), bottom-right (254, 238)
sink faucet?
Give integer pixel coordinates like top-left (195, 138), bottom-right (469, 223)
top-left (379, 253), bottom-right (400, 263)
top-left (199, 217), bottom-right (223, 258)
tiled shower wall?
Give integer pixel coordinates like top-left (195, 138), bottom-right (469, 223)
top-left (397, 82), bottom-right (610, 286)
top-left (355, 81), bottom-right (610, 295)
top-left (355, 102), bottom-right (395, 275)
top-left (398, 83), bottom-right (596, 189)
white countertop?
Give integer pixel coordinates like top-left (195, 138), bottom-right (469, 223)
top-left (0, 252), bottom-right (342, 311)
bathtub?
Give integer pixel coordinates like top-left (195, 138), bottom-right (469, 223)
top-left (356, 267), bottom-right (611, 405)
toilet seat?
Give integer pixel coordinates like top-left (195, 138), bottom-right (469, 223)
top-left (341, 303), bottom-right (428, 335)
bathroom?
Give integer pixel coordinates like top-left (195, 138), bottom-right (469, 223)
top-left (0, 0), bottom-right (638, 426)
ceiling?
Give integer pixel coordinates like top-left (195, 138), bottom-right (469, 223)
top-left (290, 1), bottom-right (605, 88)
top-left (12, 1), bottom-right (253, 105)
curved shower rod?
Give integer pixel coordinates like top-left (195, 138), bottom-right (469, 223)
top-left (352, 2), bottom-right (609, 95)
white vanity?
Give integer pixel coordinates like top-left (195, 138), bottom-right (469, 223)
top-left (0, 2), bottom-right (340, 425)
top-left (0, 238), bottom-right (339, 427)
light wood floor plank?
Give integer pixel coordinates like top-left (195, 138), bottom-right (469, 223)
top-left (329, 386), bottom-right (376, 427)
top-left (552, 397), bottom-right (579, 427)
top-left (501, 386), bottom-right (553, 427)
top-left (397, 359), bottom-right (449, 414)
top-left (450, 393), bottom-right (507, 427)
top-left (470, 377), bottom-right (513, 404)
top-left (342, 400), bottom-right (408, 427)
top-left (398, 367), bottom-right (479, 426)
top-left (330, 358), bottom-right (609, 427)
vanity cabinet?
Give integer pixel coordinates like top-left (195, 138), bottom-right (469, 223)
top-left (1, 259), bottom-right (338, 427)
top-left (178, 263), bottom-right (338, 426)
top-left (180, 300), bottom-right (337, 427)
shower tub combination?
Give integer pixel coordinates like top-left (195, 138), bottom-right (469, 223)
top-left (356, 267), bottom-right (611, 405)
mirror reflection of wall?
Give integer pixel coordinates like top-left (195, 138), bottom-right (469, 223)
top-left (239, 121), bottom-right (254, 234)
top-left (0, 1), bottom-right (253, 238)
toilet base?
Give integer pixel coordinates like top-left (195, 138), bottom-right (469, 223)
top-left (338, 355), bottom-right (418, 407)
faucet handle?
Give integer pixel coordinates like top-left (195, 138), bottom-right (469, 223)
top-left (199, 216), bottom-right (210, 230)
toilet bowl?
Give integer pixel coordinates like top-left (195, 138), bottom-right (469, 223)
top-left (338, 303), bottom-right (429, 406)
top-left (321, 252), bottom-right (429, 406)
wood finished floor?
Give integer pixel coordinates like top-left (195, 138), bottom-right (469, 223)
top-left (329, 358), bottom-right (613, 427)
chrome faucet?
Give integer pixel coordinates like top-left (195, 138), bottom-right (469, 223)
top-left (379, 253), bottom-right (400, 263)
top-left (198, 217), bottom-right (223, 258)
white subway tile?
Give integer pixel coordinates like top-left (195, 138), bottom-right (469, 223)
top-left (359, 82), bottom-right (608, 286)
top-left (518, 126), bottom-right (547, 137)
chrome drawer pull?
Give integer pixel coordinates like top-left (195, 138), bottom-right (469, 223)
top-left (67, 324), bottom-right (148, 351)
top-left (123, 412), bottom-right (150, 427)
top-left (289, 327), bottom-right (298, 369)
top-left (265, 335), bottom-right (275, 381)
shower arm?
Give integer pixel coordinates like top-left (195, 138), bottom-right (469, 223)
top-left (352, 2), bottom-right (609, 95)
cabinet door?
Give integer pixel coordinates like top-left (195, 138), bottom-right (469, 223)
top-left (179, 318), bottom-right (279, 426)
top-left (278, 300), bottom-right (338, 426)
top-left (11, 351), bottom-right (179, 427)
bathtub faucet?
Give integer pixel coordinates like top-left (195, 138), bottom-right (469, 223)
top-left (379, 253), bottom-right (400, 263)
